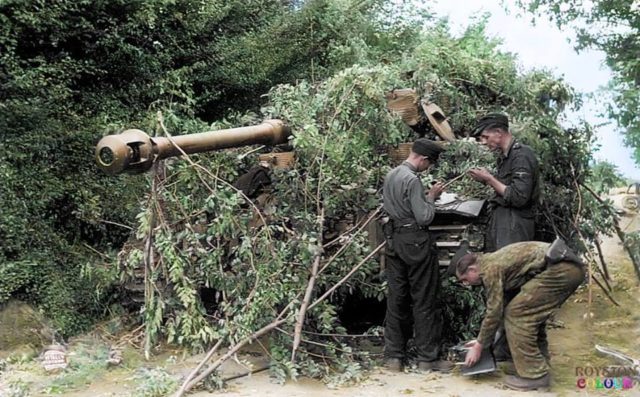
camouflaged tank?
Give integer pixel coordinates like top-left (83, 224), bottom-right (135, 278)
top-left (96, 120), bottom-right (292, 306)
top-left (104, 96), bottom-right (490, 307)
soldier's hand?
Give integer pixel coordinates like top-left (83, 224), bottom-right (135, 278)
top-left (467, 168), bottom-right (491, 183)
top-left (463, 339), bottom-right (478, 348)
top-left (427, 181), bottom-right (445, 200)
top-left (463, 340), bottom-right (483, 367)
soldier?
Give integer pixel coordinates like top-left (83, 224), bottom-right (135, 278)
top-left (452, 241), bottom-right (585, 391)
top-left (467, 113), bottom-right (540, 252)
top-left (467, 112), bottom-right (540, 361)
top-left (381, 138), bottom-right (453, 372)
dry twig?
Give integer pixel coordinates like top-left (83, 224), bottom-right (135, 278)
top-left (441, 172), bottom-right (467, 190)
top-left (569, 177), bottom-right (619, 307)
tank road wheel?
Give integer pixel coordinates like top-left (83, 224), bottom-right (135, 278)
top-left (622, 196), bottom-right (639, 211)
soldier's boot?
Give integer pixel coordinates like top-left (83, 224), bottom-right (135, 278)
top-left (418, 359), bottom-right (454, 373)
top-left (383, 358), bottom-right (404, 372)
top-left (504, 373), bottom-right (550, 391)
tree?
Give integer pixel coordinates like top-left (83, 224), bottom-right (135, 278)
top-left (514, 0), bottom-right (640, 165)
top-left (588, 160), bottom-right (627, 194)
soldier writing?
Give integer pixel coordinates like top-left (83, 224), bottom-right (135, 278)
top-left (467, 113), bottom-right (540, 251)
top-left (381, 138), bottom-right (453, 372)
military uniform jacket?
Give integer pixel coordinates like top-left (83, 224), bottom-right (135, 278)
top-left (491, 139), bottom-right (540, 218)
top-left (382, 161), bottom-right (436, 226)
top-left (476, 241), bottom-right (549, 347)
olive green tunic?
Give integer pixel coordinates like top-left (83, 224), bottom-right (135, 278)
top-left (476, 241), bottom-right (585, 378)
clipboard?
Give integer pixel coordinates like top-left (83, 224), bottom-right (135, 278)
top-left (450, 342), bottom-right (497, 376)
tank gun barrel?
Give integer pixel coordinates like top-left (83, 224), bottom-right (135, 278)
top-left (95, 119), bottom-right (291, 175)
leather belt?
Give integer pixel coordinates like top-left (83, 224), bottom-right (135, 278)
top-left (393, 223), bottom-right (428, 232)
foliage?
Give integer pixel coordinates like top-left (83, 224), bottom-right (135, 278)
top-left (5, 350), bottom-right (37, 366)
top-left (514, 0), bottom-right (640, 165)
top-left (440, 277), bottom-right (486, 343)
top-left (42, 344), bottom-right (110, 395)
top-left (4, 379), bottom-right (30, 397)
top-left (432, 139), bottom-right (496, 198)
top-left (131, 367), bottom-right (178, 397)
top-left (588, 160), bottom-right (627, 195)
top-left (0, 262), bottom-right (36, 303)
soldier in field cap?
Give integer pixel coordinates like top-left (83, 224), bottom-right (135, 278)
top-left (468, 112), bottom-right (540, 252)
top-left (381, 138), bottom-right (453, 373)
top-left (467, 112), bottom-right (541, 362)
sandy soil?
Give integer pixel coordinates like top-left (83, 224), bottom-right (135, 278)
top-left (2, 215), bottom-right (639, 397)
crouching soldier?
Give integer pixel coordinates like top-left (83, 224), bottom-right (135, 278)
top-left (452, 240), bottom-right (585, 390)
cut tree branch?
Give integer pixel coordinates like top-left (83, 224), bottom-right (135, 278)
top-left (592, 274), bottom-right (620, 306)
top-left (174, 339), bottom-right (224, 396)
top-left (291, 207), bottom-right (325, 363)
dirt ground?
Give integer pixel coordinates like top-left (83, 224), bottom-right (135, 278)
top-left (1, 214), bottom-right (639, 397)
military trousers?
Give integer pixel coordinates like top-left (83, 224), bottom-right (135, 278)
top-left (492, 290), bottom-right (551, 362)
top-left (504, 262), bottom-right (585, 379)
top-left (384, 229), bottom-right (442, 362)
